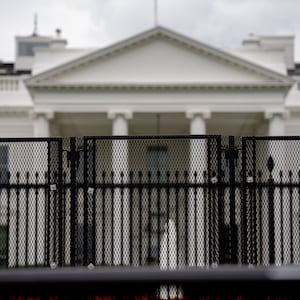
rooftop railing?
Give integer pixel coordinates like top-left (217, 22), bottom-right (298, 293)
top-left (0, 76), bottom-right (20, 91)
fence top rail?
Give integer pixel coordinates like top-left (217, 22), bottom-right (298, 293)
top-left (84, 134), bottom-right (221, 140)
top-left (242, 136), bottom-right (300, 141)
top-left (0, 137), bottom-right (62, 142)
top-left (1, 266), bottom-right (300, 297)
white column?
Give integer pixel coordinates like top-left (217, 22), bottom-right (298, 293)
top-left (268, 113), bottom-right (285, 136)
top-left (108, 111), bottom-right (132, 265)
top-left (186, 111), bottom-right (210, 266)
top-left (33, 112), bottom-right (53, 137)
top-left (189, 113), bottom-right (207, 135)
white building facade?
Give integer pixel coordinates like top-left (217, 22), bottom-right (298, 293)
top-left (1, 26), bottom-right (300, 268)
top-left (0, 26), bottom-right (300, 138)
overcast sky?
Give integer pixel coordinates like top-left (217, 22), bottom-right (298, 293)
top-left (1, 0), bottom-right (300, 62)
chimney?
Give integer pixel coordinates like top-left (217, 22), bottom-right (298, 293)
top-left (49, 28), bottom-right (67, 49)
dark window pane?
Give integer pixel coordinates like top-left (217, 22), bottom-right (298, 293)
top-left (18, 42), bottom-right (49, 56)
top-left (0, 146), bottom-right (8, 184)
top-left (147, 146), bottom-right (168, 183)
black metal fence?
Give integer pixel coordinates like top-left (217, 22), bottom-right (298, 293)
top-left (0, 135), bottom-right (300, 268)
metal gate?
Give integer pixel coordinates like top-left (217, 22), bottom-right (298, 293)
top-left (1, 135), bottom-right (299, 268)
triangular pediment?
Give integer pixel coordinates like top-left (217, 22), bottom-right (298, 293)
top-left (26, 27), bottom-right (293, 88)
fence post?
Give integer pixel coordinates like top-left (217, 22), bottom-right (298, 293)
top-left (267, 156), bottom-right (275, 264)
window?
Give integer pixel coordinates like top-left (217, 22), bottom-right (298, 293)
top-left (147, 146), bottom-right (168, 183)
top-left (0, 146), bottom-right (8, 184)
top-left (18, 41), bottom-right (49, 56)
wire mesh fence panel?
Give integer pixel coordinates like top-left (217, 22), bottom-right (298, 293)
top-left (1, 135), bottom-right (300, 268)
top-left (83, 135), bottom-right (222, 267)
top-left (0, 138), bottom-right (62, 268)
top-left (242, 136), bottom-right (300, 266)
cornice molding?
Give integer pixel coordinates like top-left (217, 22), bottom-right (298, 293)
top-left (0, 107), bottom-right (31, 117)
top-left (26, 81), bottom-right (292, 91)
top-left (29, 110), bottom-right (55, 120)
top-left (265, 109), bottom-right (290, 120)
top-left (107, 110), bottom-right (133, 120)
top-left (186, 110), bottom-right (211, 120)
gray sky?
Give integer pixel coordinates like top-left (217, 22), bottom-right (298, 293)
top-left (1, 0), bottom-right (300, 63)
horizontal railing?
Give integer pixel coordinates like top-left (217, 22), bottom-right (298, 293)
top-left (0, 266), bottom-right (300, 299)
top-left (0, 76), bottom-right (20, 91)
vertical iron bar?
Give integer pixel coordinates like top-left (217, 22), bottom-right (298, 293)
top-left (16, 172), bottom-right (20, 267)
top-left (166, 171), bottom-right (171, 266)
top-left (174, 172), bottom-right (178, 268)
top-left (53, 174), bottom-right (57, 265)
top-left (268, 170), bottom-right (275, 265)
top-left (138, 171), bottom-right (143, 265)
top-left (219, 170), bottom-right (225, 262)
top-left (168, 172), bottom-right (173, 266)
top-left (183, 171), bottom-right (188, 265)
top-left (203, 170), bottom-right (207, 265)
top-left (47, 142), bottom-right (52, 266)
top-left (129, 171), bottom-right (133, 266)
top-left (258, 171), bottom-right (263, 265)
top-left (193, 171), bottom-right (197, 266)
top-left (147, 172), bottom-right (151, 264)
top-left (34, 172), bottom-right (39, 266)
top-left (54, 147), bottom-right (61, 266)
top-left (241, 137), bottom-right (249, 264)
top-left (211, 176), bottom-right (217, 263)
top-left (289, 171), bottom-right (294, 263)
top-left (69, 137), bottom-right (77, 266)
top-left (298, 171), bottom-right (300, 264)
top-left (216, 136), bottom-right (224, 264)
top-left (62, 171), bottom-right (67, 265)
top-left (46, 141), bottom-right (51, 267)
top-left (110, 172), bottom-right (114, 265)
top-left (228, 136), bottom-right (237, 264)
top-left (120, 172), bottom-right (124, 265)
top-left (45, 171), bottom-right (50, 267)
top-left (280, 171), bottom-right (284, 264)
top-left (251, 171), bottom-right (257, 265)
top-left (25, 172), bottom-right (29, 267)
top-left (207, 139), bottom-right (212, 264)
top-left (5, 173), bottom-right (11, 268)
top-left (157, 171), bottom-right (161, 267)
top-left (251, 139), bottom-right (257, 265)
top-left (92, 139), bottom-right (96, 266)
top-left (101, 171), bottom-right (106, 265)
top-left (57, 139), bottom-right (63, 267)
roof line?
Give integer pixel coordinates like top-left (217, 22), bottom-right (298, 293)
top-left (26, 26), bottom-right (294, 87)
